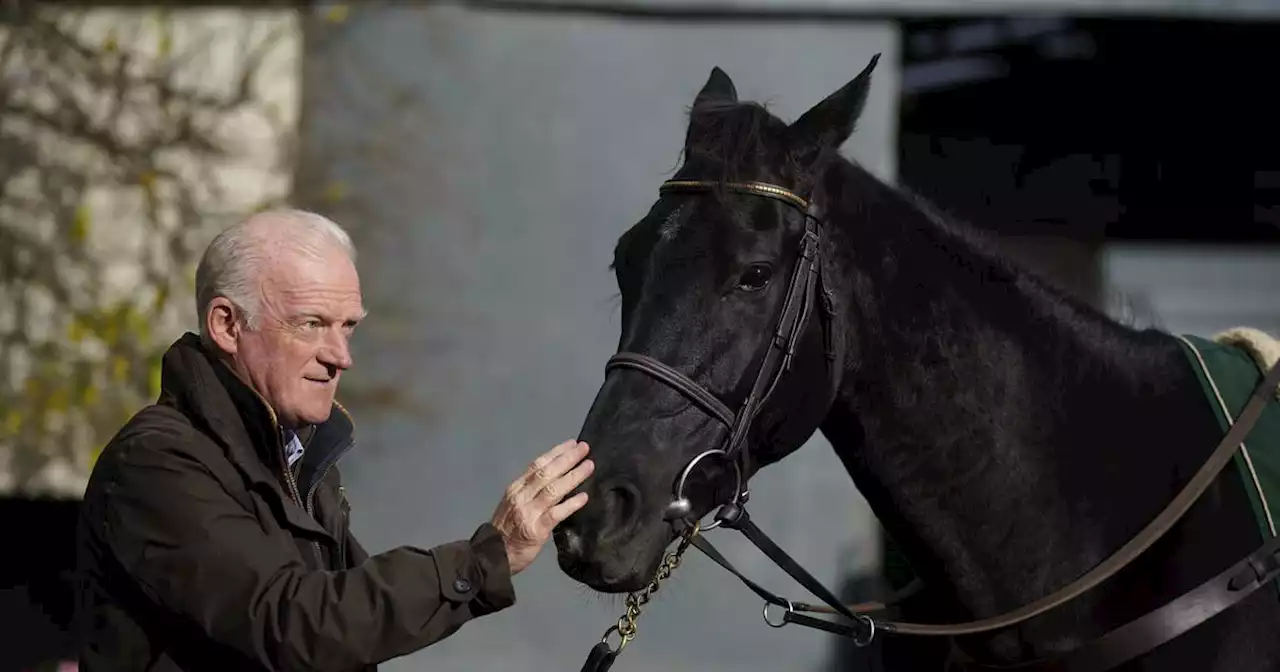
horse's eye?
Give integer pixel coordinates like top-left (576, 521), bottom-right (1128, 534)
top-left (737, 264), bottom-right (773, 291)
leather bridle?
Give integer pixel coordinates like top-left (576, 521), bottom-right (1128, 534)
top-left (605, 178), bottom-right (836, 529)
top-left (580, 177), bottom-right (1280, 672)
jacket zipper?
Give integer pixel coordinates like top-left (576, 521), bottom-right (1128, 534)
top-left (304, 436), bottom-right (354, 564)
top-left (283, 461), bottom-right (326, 567)
top-left (252, 390), bottom-right (327, 568)
top-left (304, 402), bottom-right (358, 568)
top-left (337, 485), bottom-right (349, 568)
top-left (303, 440), bottom-right (353, 514)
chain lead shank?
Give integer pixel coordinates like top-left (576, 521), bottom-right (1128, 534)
top-left (596, 523), bottom-right (700, 656)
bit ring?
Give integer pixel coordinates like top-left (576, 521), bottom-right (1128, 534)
top-left (853, 614), bottom-right (876, 647)
top-left (668, 449), bottom-right (743, 531)
top-left (762, 599), bottom-right (794, 628)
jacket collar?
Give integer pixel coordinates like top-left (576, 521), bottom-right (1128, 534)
top-left (157, 333), bottom-right (354, 537)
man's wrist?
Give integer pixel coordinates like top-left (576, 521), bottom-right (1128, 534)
top-left (467, 523), bottom-right (517, 611)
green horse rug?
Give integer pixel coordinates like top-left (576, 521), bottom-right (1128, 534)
top-left (1177, 328), bottom-right (1280, 552)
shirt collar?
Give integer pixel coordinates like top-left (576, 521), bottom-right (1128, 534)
top-left (282, 428), bottom-right (305, 468)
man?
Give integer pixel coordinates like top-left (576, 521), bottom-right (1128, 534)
top-left (73, 210), bottom-right (594, 671)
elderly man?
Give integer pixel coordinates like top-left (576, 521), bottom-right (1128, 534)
top-left (73, 210), bottom-right (594, 671)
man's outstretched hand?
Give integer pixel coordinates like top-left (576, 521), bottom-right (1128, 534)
top-left (490, 439), bottom-right (594, 575)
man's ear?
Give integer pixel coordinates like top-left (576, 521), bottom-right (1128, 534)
top-left (787, 54), bottom-right (880, 167)
top-left (205, 297), bottom-right (241, 355)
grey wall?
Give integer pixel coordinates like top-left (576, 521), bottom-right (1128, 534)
top-left (299, 4), bottom-right (898, 671)
top-left (1102, 244), bottom-right (1280, 337)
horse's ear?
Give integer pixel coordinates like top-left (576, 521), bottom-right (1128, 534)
top-left (693, 67), bottom-right (738, 107)
top-left (788, 54), bottom-right (880, 165)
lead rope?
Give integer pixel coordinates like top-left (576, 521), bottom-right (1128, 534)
top-left (579, 522), bottom-right (702, 672)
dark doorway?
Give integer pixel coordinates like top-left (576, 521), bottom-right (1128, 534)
top-left (0, 497), bottom-right (80, 671)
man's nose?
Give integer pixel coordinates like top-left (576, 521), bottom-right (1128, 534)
top-left (319, 331), bottom-right (353, 370)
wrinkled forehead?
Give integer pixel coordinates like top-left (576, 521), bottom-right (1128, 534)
top-left (260, 251), bottom-right (364, 313)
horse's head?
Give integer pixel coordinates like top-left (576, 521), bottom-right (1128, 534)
top-left (556, 58), bottom-right (879, 593)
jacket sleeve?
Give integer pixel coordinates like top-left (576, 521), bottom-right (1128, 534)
top-left (97, 434), bottom-right (516, 671)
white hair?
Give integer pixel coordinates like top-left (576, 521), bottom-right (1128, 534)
top-left (195, 208), bottom-right (356, 339)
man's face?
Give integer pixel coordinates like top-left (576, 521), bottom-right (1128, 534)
top-left (221, 245), bottom-right (364, 428)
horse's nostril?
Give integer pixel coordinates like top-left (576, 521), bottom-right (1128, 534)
top-left (602, 482), bottom-right (640, 538)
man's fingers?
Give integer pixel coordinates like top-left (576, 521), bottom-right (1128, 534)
top-left (508, 439), bottom-right (577, 494)
top-left (531, 439), bottom-right (578, 474)
top-left (543, 492), bottom-right (589, 527)
top-left (523, 441), bottom-right (589, 490)
top-left (536, 458), bottom-right (594, 505)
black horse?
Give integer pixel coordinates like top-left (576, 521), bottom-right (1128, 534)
top-left (553, 56), bottom-right (1280, 671)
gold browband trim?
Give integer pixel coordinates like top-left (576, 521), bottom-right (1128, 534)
top-left (659, 179), bottom-right (811, 212)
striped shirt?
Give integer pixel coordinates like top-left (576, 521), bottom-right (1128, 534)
top-left (283, 429), bottom-right (305, 468)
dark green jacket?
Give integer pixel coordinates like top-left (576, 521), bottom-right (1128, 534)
top-left (74, 333), bottom-right (515, 671)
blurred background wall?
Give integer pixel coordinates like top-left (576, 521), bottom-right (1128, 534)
top-left (3, 2), bottom-right (1279, 671)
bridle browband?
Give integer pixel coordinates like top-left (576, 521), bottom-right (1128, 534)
top-left (581, 177), bottom-right (1280, 672)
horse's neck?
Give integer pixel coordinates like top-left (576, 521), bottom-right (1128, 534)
top-left (816, 166), bottom-right (1221, 631)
